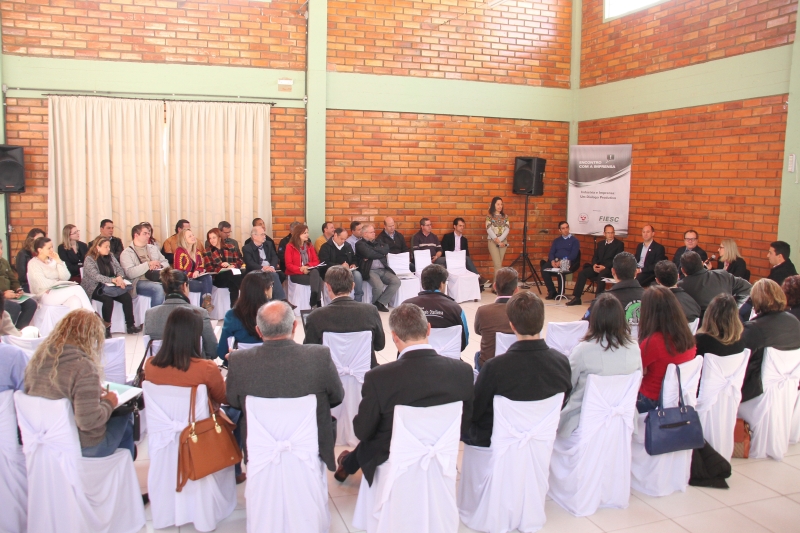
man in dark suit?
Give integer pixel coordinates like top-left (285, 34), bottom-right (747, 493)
top-left (466, 291), bottom-right (572, 447)
top-left (673, 229), bottom-right (708, 279)
top-left (333, 303), bottom-right (474, 485)
top-left (376, 216), bottom-right (409, 255)
top-left (440, 217), bottom-right (481, 279)
top-left (318, 228), bottom-right (364, 303)
top-left (304, 266), bottom-right (385, 368)
top-left (767, 241), bottom-right (797, 285)
top-left (654, 260), bottom-right (700, 323)
top-left (226, 301), bottom-right (345, 471)
top-left (242, 225), bottom-right (287, 301)
top-left (356, 224), bottom-right (401, 312)
top-left (633, 224), bottom-right (666, 287)
top-left (566, 224), bottom-right (624, 306)
top-left (678, 251), bottom-right (751, 313)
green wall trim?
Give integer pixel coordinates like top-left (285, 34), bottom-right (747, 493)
top-left (568, 0), bottom-right (582, 148)
top-left (305, 0), bottom-right (327, 238)
top-left (778, 18), bottom-right (800, 264)
top-left (577, 45), bottom-right (793, 122)
top-left (326, 72), bottom-right (573, 123)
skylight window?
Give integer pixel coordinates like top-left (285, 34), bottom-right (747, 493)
top-left (604, 0), bottom-right (671, 21)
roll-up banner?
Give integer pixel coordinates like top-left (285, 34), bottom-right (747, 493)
top-left (567, 144), bottom-right (632, 236)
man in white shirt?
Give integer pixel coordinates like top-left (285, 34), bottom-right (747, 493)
top-left (633, 224), bottom-right (666, 287)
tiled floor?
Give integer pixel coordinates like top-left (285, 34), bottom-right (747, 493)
top-left (123, 288), bottom-right (800, 533)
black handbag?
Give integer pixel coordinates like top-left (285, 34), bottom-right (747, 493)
top-left (644, 365), bottom-right (705, 456)
top-left (100, 283), bottom-right (133, 297)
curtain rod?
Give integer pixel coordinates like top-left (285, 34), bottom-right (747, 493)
top-left (3, 86), bottom-right (306, 105)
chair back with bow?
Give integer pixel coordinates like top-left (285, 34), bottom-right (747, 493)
top-left (413, 250), bottom-right (432, 275)
top-left (244, 394), bottom-right (329, 533)
top-left (353, 401), bottom-right (463, 533)
top-left (688, 318), bottom-right (700, 334)
top-left (102, 337), bottom-right (127, 384)
top-left (323, 331), bottom-right (373, 446)
top-left (142, 382), bottom-right (236, 531)
top-left (696, 350), bottom-right (749, 461)
top-left (495, 332), bottom-right (516, 357)
top-left (0, 389), bottom-right (27, 533)
top-left (548, 372), bottom-right (641, 517)
top-left (458, 394), bottom-right (564, 533)
top-left (445, 251), bottom-right (481, 303)
top-left (545, 321), bottom-right (589, 359)
top-left (428, 325), bottom-right (463, 359)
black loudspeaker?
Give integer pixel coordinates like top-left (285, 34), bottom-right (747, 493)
top-left (513, 156), bottom-right (545, 196)
top-left (0, 145), bottom-right (24, 193)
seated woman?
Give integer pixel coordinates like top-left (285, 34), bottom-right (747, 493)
top-left (81, 237), bottom-right (142, 338)
top-left (0, 237), bottom-right (37, 329)
top-left (558, 293), bottom-right (642, 437)
top-left (782, 275), bottom-right (800, 321)
top-left (217, 272), bottom-right (273, 361)
top-left (284, 223), bottom-right (323, 308)
top-left (24, 309), bottom-right (134, 458)
top-left (173, 228), bottom-right (214, 313)
top-left (637, 285), bottom-right (697, 413)
top-left (143, 268), bottom-right (218, 360)
top-left (695, 293), bottom-right (746, 357)
top-left (741, 278), bottom-right (800, 403)
top-left (57, 224), bottom-right (88, 282)
top-left (707, 238), bottom-right (747, 279)
top-left (203, 228), bottom-right (244, 307)
top-left (144, 306), bottom-right (244, 483)
top-left (27, 237), bottom-right (94, 311)
top-left (15, 227), bottom-right (45, 293)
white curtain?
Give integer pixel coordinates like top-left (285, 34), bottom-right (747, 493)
top-left (165, 101), bottom-right (272, 242)
top-left (48, 96), bottom-right (165, 244)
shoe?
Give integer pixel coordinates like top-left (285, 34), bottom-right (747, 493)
top-left (127, 324), bottom-right (143, 334)
top-left (545, 293), bottom-right (557, 300)
top-left (374, 302), bottom-right (389, 313)
top-left (565, 297), bottom-right (582, 306)
top-left (201, 294), bottom-right (215, 313)
top-left (141, 493), bottom-right (149, 506)
top-left (104, 328), bottom-right (112, 339)
top-left (334, 450), bottom-right (351, 482)
top-left (478, 276), bottom-right (489, 286)
top-left (236, 473), bottom-right (247, 485)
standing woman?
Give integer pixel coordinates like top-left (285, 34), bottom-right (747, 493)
top-left (27, 236), bottom-right (94, 311)
top-left (173, 228), bottom-right (214, 313)
top-left (485, 196), bottom-right (510, 289)
top-left (15, 227), bottom-right (46, 292)
top-left (284, 223), bottom-right (323, 308)
top-left (203, 228), bottom-right (244, 307)
top-left (57, 224), bottom-right (88, 282)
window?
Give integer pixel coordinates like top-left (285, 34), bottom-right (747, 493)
top-left (604, 0), bottom-right (671, 21)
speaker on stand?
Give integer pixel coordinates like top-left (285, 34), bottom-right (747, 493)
top-left (509, 156), bottom-right (545, 292)
top-left (0, 145), bottom-right (25, 261)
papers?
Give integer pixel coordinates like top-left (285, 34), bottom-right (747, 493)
top-left (219, 268), bottom-right (242, 275)
top-left (49, 282), bottom-right (77, 290)
top-left (307, 262), bottom-right (326, 270)
top-left (396, 273), bottom-right (416, 279)
top-left (103, 382), bottom-right (142, 408)
top-left (105, 280), bottom-right (132, 286)
top-left (544, 268), bottom-right (564, 273)
top-left (15, 294), bottom-right (32, 303)
top-left (601, 278), bottom-right (618, 284)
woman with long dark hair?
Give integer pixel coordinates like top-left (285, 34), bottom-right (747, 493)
top-left (485, 196), bottom-right (510, 288)
top-left (217, 272), bottom-right (273, 360)
top-left (636, 285), bottom-right (697, 413)
top-left (15, 227), bottom-right (45, 292)
top-left (284, 223), bottom-right (323, 307)
top-left (695, 293), bottom-right (746, 357)
top-left (203, 228), bottom-right (244, 307)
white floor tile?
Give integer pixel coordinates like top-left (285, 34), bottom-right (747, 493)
top-left (731, 496), bottom-right (800, 533)
top-left (539, 500), bottom-right (603, 533)
top-left (633, 486), bottom-right (726, 518)
top-left (734, 460), bottom-right (800, 495)
top-left (611, 519), bottom-right (691, 533)
top-left (586, 495), bottom-right (668, 531)
top-left (697, 471), bottom-right (780, 506)
top-left (673, 507), bottom-right (772, 533)
top-left (331, 494), bottom-right (361, 533)
top-left (139, 522), bottom-right (179, 533)
top-left (783, 453), bottom-right (800, 470)
top-left (789, 492), bottom-right (800, 504)
top-left (327, 468), bottom-right (363, 497)
top-left (179, 509), bottom-right (246, 532)
top-left (329, 498), bottom-right (351, 533)
top-left (785, 443), bottom-right (800, 456)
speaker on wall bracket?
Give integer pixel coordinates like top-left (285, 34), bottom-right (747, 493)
top-left (513, 156), bottom-right (545, 196)
top-left (0, 145), bottom-right (25, 193)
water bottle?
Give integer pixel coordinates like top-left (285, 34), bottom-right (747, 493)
top-left (561, 257), bottom-right (570, 272)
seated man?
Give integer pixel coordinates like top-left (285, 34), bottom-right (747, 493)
top-left (678, 251), bottom-right (751, 313)
top-left (566, 224), bottom-right (624, 306)
top-left (318, 228), bottom-right (364, 303)
top-left (767, 240), bottom-right (797, 285)
top-left (334, 303), bottom-right (474, 483)
top-left (441, 217), bottom-right (481, 276)
top-left (119, 223), bottom-right (170, 307)
top-left (376, 217), bottom-right (409, 255)
top-left (654, 260), bottom-right (700, 323)
top-left (584, 252), bottom-right (644, 328)
top-left (346, 221), bottom-right (363, 251)
top-left (465, 291), bottom-right (572, 447)
top-left (242, 226), bottom-right (287, 301)
top-left (315, 221), bottom-right (335, 253)
top-left (226, 301), bottom-right (345, 472)
top-left (97, 219), bottom-right (124, 260)
top-left (540, 221), bottom-right (580, 300)
top-left (405, 264), bottom-right (469, 353)
top-left (355, 224), bottom-right (401, 312)
top-left (411, 217), bottom-right (443, 265)
top-left (473, 267), bottom-right (518, 371)
top-left (161, 219), bottom-right (189, 264)
top-left (673, 229), bottom-right (708, 279)
top-left (0, 238), bottom-right (37, 329)
top-left (213, 221), bottom-right (241, 255)
top-left (634, 224), bottom-right (666, 287)
top-left (304, 266), bottom-right (384, 368)
top-left (243, 218), bottom-right (276, 252)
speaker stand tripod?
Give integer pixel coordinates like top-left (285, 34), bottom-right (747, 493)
top-left (508, 194), bottom-right (543, 292)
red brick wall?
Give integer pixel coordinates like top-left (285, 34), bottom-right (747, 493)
top-left (270, 107), bottom-right (306, 237)
top-left (581, 0), bottom-right (797, 88)
top-left (1, 0), bottom-right (307, 68)
top-left (328, 0), bottom-right (572, 87)
top-left (577, 95), bottom-right (788, 280)
top-left (326, 110), bottom-right (570, 278)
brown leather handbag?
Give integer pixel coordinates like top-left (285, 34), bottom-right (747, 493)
top-left (176, 386), bottom-right (242, 492)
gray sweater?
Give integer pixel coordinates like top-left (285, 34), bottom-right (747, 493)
top-left (80, 255), bottom-right (127, 300)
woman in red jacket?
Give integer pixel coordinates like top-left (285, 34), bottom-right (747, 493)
top-left (284, 224), bottom-right (322, 308)
top-left (173, 229), bottom-right (214, 313)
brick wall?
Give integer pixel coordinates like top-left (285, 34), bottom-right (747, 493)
top-left (581, 0), bottom-right (797, 88)
top-left (577, 95), bottom-right (788, 280)
top-left (328, 0), bottom-right (572, 87)
top-left (1, 0), bottom-right (307, 68)
top-left (326, 110), bottom-right (570, 278)
top-left (3, 98), bottom-right (304, 258)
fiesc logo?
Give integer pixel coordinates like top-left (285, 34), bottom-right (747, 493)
top-left (578, 213), bottom-right (588, 223)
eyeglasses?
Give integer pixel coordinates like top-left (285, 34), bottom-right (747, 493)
top-left (685, 238), bottom-right (698, 242)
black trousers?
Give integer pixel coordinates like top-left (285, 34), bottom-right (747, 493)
top-left (290, 269), bottom-right (323, 306)
top-left (212, 270), bottom-right (243, 306)
top-left (342, 443), bottom-right (362, 475)
top-left (5, 297), bottom-right (37, 328)
top-left (539, 260), bottom-right (578, 296)
top-left (571, 265), bottom-right (611, 297)
top-left (92, 286), bottom-right (135, 327)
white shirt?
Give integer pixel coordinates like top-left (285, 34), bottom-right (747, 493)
top-left (334, 240), bottom-right (345, 251)
top-left (398, 343), bottom-right (433, 359)
top-left (454, 233), bottom-right (462, 252)
top-left (638, 242), bottom-right (651, 269)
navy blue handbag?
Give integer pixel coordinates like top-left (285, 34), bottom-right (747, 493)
top-left (644, 366), bottom-right (705, 456)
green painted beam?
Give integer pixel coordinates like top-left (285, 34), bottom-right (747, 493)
top-left (305, 0), bottom-right (327, 238)
top-left (778, 18), bottom-right (800, 265)
top-left (568, 0), bottom-right (582, 147)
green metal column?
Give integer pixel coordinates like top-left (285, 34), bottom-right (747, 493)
top-left (778, 14), bottom-right (800, 264)
top-left (568, 0), bottom-right (582, 148)
top-left (305, 0), bottom-right (328, 239)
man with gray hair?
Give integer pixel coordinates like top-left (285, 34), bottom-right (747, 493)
top-left (355, 223), bottom-right (401, 312)
top-left (226, 301), bottom-right (344, 473)
top-left (242, 225), bottom-right (286, 301)
top-left (333, 303), bottom-right (473, 485)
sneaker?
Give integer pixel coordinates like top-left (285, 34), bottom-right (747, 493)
top-left (565, 297), bottom-right (582, 306)
top-left (375, 302), bottom-right (389, 313)
top-left (201, 294), bottom-right (215, 313)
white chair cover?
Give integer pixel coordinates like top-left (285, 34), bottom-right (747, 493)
top-left (545, 321), bottom-right (589, 358)
top-left (189, 292), bottom-right (201, 307)
top-left (92, 296), bottom-right (150, 333)
top-left (287, 278), bottom-right (312, 316)
top-left (458, 394), bottom-right (564, 533)
top-left (1, 334), bottom-right (45, 361)
top-left (696, 350), bottom-right (749, 461)
top-left (445, 251), bottom-right (481, 304)
top-left (142, 382), bottom-right (236, 532)
top-left (630, 356), bottom-right (703, 497)
top-left (388, 253), bottom-right (422, 306)
top-left (209, 287), bottom-right (231, 320)
top-left (738, 347), bottom-right (800, 460)
top-left (13, 391), bottom-right (145, 533)
top-left (791, 390), bottom-right (800, 445)
top-left (428, 325), bottom-right (463, 359)
top-left (413, 250), bottom-right (432, 276)
top-left (31, 304), bottom-right (70, 336)
top-left (495, 332), bottom-right (516, 356)
top-left (362, 282), bottom-right (373, 304)
top-left (227, 337), bottom-right (262, 352)
top-left (323, 331), bottom-right (372, 446)
top-left (245, 395), bottom-right (330, 533)
top-left (549, 372), bottom-right (642, 517)
top-left (688, 318), bottom-right (700, 334)
top-left (0, 389), bottom-right (27, 533)
top-left (353, 401), bottom-right (463, 533)
top-left (102, 337), bottom-right (127, 384)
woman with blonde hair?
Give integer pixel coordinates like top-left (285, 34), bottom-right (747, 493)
top-left (695, 293), bottom-right (746, 357)
top-left (27, 236), bottom-right (94, 311)
top-left (708, 238), bottom-right (747, 279)
top-left (24, 309), bottom-right (134, 457)
top-left (57, 224), bottom-right (88, 282)
top-left (173, 228), bottom-right (213, 312)
top-left (15, 227), bottom-right (45, 292)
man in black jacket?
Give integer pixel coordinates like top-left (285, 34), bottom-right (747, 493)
top-left (654, 260), bottom-right (700, 322)
top-left (242, 226), bottom-right (286, 301)
top-left (440, 217), bottom-right (482, 279)
top-left (356, 224), bottom-right (401, 312)
top-left (673, 229), bottom-right (708, 279)
top-left (584, 252), bottom-right (644, 327)
top-left (566, 224), bottom-right (624, 306)
top-left (678, 251), bottom-right (750, 313)
top-left (633, 224), bottom-right (666, 287)
top-left (767, 241), bottom-right (797, 285)
top-left (405, 264), bottom-right (469, 352)
top-left (318, 228), bottom-right (363, 303)
top-left (377, 216), bottom-right (414, 272)
top-left (334, 303), bottom-right (474, 485)
top-left (304, 266), bottom-right (384, 368)
top-left (98, 219), bottom-right (124, 261)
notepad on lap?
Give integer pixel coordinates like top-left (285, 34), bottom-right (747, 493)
top-left (103, 382), bottom-right (143, 407)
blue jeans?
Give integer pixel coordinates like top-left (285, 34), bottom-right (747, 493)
top-left (353, 270), bottom-right (364, 303)
top-left (474, 351), bottom-right (482, 372)
top-left (188, 275), bottom-right (214, 298)
top-left (636, 393), bottom-right (659, 414)
top-left (268, 271), bottom-right (287, 301)
top-left (134, 280), bottom-right (165, 307)
top-left (222, 406), bottom-right (244, 477)
top-left (82, 413), bottom-right (135, 459)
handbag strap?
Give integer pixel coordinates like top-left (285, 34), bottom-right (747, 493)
top-left (188, 385), bottom-right (197, 425)
top-left (657, 364), bottom-right (686, 412)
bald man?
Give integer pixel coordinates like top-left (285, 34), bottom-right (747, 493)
top-left (377, 216), bottom-right (413, 271)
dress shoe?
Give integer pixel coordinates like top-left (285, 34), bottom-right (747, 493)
top-left (374, 302), bottom-right (389, 313)
top-left (545, 293), bottom-right (557, 300)
top-left (334, 450), bottom-right (350, 482)
top-left (236, 473), bottom-right (247, 485)
top-left (565, 297), bottom-right (582, 306)
top-left (127, 324), bottom-right (143, 334)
